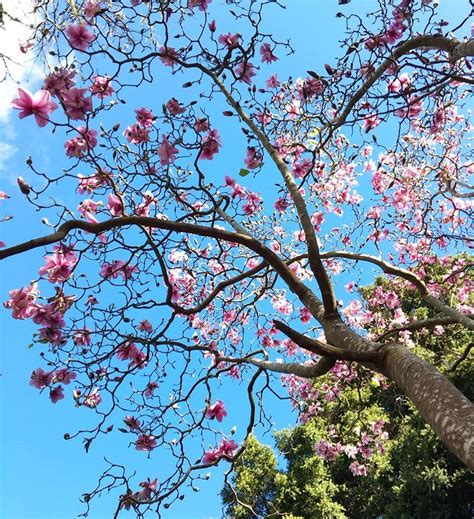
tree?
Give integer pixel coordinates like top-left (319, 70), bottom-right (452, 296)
top-left (0, 0), bottom-right (473, 516)
top-left (222, 260), bottom-right (473, 518)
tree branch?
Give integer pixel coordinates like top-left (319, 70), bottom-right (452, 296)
top-left (273, 320), bottom-right (382, 362)
top-left (217, 355), bottom-right (333, 379)
top-left (376, 315), bottom-right (473, 341)
top-left (329, 35), bottom-right (474, 133)
top-left (0, 215), bottom-right (326, 322)
top-left (320, 251), bottom-right (474, 331)
top-left (206, 71), bottom-right (338, 317)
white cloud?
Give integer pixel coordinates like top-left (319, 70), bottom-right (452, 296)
top-left (0, 141), bottom-right (18, 182)
top-left (0, 0), bottom-right (43, 123)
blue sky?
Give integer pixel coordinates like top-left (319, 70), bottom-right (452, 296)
top-left (0, 1), bottom-right (471, 518)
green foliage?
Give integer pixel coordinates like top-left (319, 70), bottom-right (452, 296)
top-left (222, 257), bottom-right (473, 518)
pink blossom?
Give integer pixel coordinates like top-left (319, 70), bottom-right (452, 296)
top-left (135, 107), bottom-right (155, 127)
top-left (165, 97), bottom-right (186, 116)
top-left (123, 123), bottom-right (150, 144)
top-left (19, 40), bottom-right (34, 54)
top-left (302, 77), bottom-right (324, 98)
top-left (65, 127), bottom-right (98, 158)
top-left (266, 74), bottom-right (280, 89)
top-left (385, 291), bottom-right (400, 309)
top-left (116, 342), bottom-right (147, 368)
top-left (395, 96), bottom-right (423, 119)
top-left (139, 478), bottom-right (158, 499)
top-left (260, 43), bottom-right (278, 64)
top-left (205, 400), bottom-right (227, 422)
top-left (299, 307), bottom-right (312, 323)
top-left (218, 438), bottom-right (238, 458)
top-left (202, 449), bottom-right (220, 464)
top-left (39, 248), bottom-right (78, 283)
top-left (50, 385), bottom-right (65, 403)
top-left (77, 170), bottom-right (111, 193)
top-left (84, 0), bottom-right (102, 19)
top-left (256, 110), bottom-right (272, 125)
top-left (159, 46), bottom-right (179, 67)
top-left (62, 87), bottom-right (93, 120)
top-left (78, 198), bottom-right (100, 223)
top-left (235, 61), bottom-right (256, 84)
top-left (30, 368), bottom-right (54, 389)
top-left (157, 135), bottom-right (179, 165)
top-left (227, 366), bottom-right (240, 379)
top-left (199, 130), bottom-right (221, 160)
top-left (194, 117), bottom-right (209, 133)
top-left (280, 339), bottom-right (296, 355)
top-left (124, 415), bottom-right (141, 430)
top-left (90, 76), bottom-right (114, 98)
top-left (11, 88), bottom-right (57, 127)
top-left (43, 68), bottom-right (76, 97)
top-left (100, 260), bottom-right (137, 280)
top-left (66, 24), bottom-right (95, 51)
top-left (311, 211), bottom-right (325, 232)
top-left (349, 461), bottom-right (368, 476)
top-left (188, 0), bottom-right (212, 11)
top-left (135, 434), bottom-right (157, 451)
top-left (292, 158), bottom-right (312, 179)
top-left (53, 369), bottom-right (77, 385)
top-left (315, 439), bottom-right (342, 461)
top-left (3, 284), bottom-right (39, 320)
top-left (242, 191), bottom-right (262, 215)
top-left (218, 33), bottom-right (240, 49)
top-left (357, 443), bottom-right (373, 459)
top-left (84, 388), bottom-right (102, 408)
top-left (362, 114), bottom-right (381, 132)
top-left (108, 193), bottom-right (123, 216)
top-left (244, 146), bottom-right (263, 169)
top-left (144, 381), bottom-right (159, 397)
top-left (73, 327), bottom-right (91, 346)
top-left (274, 197), bottom-right (289, 212)
top-left (138, 319), bottom-right (153, 333)
top-left (32, 303), bottom-right (65, 329)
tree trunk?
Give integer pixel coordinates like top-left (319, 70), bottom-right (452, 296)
top-left (378, 343), bottom-right (474, 470)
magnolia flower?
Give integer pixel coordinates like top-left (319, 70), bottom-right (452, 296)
top-left (188, 0), bottom-right (212, 10)
top-left (135, 434), bottom-right (157, 451)
top-left (139, 478), bottom-right (158, 499)
top-left (260, 43), bottom-right (278, 64)
top-left (235, 61), bottom-right (256, 84)
top-left (3, 284), bottom-right (39, 320)
top-left (50, 385), bottom-right (65, 403)
top-left (199, 130), bottom-right (221, 160)
top-left (30, 368), bottom-right (54, 389)
top-left (61, 88), bottom-right (93, 120)
top-left (66, 24), bottom-right (95, 51)
top-left (157, 135), bottom-right (178, 165)
top-left (84, 388), bottom-right (102, 408)
top-left (124, 415), bottom-right (141, 430)
top-left (108, 193), bottom-right (123, 217)
top-left (90, 76), bottom-right (114, 98)
top-left (11, 88), bottom-right (57, 127)
top-left (205, 400), bottom-right (227, 422)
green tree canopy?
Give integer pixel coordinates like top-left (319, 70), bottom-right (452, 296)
top-left (222, 257), bottom-right (473, 519)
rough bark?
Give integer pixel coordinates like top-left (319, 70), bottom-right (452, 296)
top-left (379, 343), bottom-right (474, 470)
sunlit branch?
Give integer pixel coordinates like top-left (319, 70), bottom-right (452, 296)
top-left (273, 320), bottom-right (383, 362)
top-left (320, 251), bottom-right (474, 331)
top-left (216, 355), bottom-right (333, 379)
top-left (376, 315), bottom-right (474, 341)
top-left (328, 35), bottom-right (474, 135)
